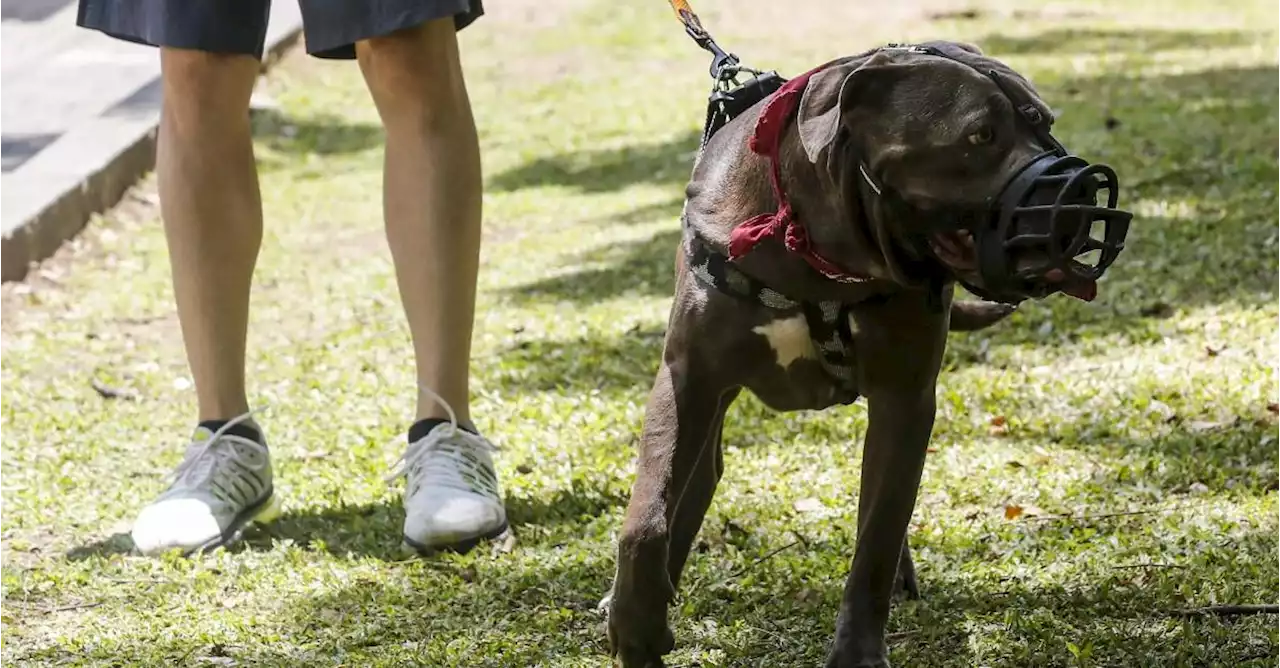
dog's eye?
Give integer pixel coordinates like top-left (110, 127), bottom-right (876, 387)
top-left (967, 126), bottom-right (994, 145)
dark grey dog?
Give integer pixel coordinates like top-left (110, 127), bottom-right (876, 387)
top-left (605, 41), bottom-right (1130, 667)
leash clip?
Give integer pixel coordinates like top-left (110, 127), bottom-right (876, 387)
top-left (671, 5), bottom-right (742, 81)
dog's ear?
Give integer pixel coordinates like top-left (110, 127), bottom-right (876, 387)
top-left (796, 53), bottom-right (898, 164)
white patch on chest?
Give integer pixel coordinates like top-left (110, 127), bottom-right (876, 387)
top-left (752, 315), bottom-right (817, 369)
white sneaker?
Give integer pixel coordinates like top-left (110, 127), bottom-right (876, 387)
top-left (388, 392), bottom-right (507, 553)
top-left (131, 414), bottom-right (281, 555)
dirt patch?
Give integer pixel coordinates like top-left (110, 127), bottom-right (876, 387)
top-left (1, 186), bottom-right (161, 336)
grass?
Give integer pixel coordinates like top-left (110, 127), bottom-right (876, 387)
top-left (2, 0), bottom-right (1277, 665)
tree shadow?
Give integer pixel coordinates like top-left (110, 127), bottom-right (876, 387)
top-left (504, 484), bottom-right (630, 528)
top-left (976, 27), bottom-right (1260, 56)
top-left (502, 228), bottom-right (681, 305)
top-left (487, 323), bottom-right (663, 396)
top-left (996, 399), bottom-right (1279, 496)
top-left (260, 555), bottom-right (614, 667)
top-left (250, 107), bottom-right (383, 158)
top-left (65, 532), bottom-right (135, 561)
top-left (2, 132), bottom-right (59, 172)
top-left (487, 130), bottom-right (702, 193)
top-left (225, 475), bottom-right (631, 561)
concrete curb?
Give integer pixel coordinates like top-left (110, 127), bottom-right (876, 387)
top-left (1, 8), bottom-right (304, 283)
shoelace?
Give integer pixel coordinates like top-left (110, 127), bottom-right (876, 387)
top-left (169, 410), bottom-right (262, 489)
top-left (385, 386), bottom-right (498, 496)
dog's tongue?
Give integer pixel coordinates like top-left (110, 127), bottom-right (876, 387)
top-left (1044, 268), bottom-right (1097, 301)
top-left (1061, 280), bottom-right (1097, 302)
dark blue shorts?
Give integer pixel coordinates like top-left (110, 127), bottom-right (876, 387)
top-left (76, 0), bottom-right (484, 60)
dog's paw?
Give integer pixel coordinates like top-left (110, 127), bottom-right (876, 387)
top-left (824, 646), bottom-right (891, 668)
top-left (892, 547), bottom-right (921, 602)
top-left (606, 594), bottom-right (675, 668)
top-left (892, 563), bottom-right (920, 602)
top-left (608, 622), bottom-right (674, 668)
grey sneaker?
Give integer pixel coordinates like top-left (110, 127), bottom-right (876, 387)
top-left (387, 390), bottom-right (507, 553)
top-left (131, 414), bottom-right (280, 555)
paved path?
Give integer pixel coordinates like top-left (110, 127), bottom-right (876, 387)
top-left (0, 0), bottom-right (302, 281)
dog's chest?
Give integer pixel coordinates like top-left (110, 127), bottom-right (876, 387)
top-left (741, 312), bottom-right (861, 411)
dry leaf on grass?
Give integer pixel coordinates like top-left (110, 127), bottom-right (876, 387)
top-left (1189, 420), bottom-right (1230, 432)
top-left (793, 498), bottom-right (829, 515)
top-left (989, 415), bottom-right (1009, 436)
top-left (1004, 504), bottom-right (1045, 520)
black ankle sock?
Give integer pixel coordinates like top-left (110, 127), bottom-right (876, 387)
top-left (198, 420), bottom-right (262, 443)
top-left (408, 418), bottom-right (476, 443)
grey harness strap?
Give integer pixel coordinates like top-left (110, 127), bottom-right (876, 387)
top-left (682, 218), bottom-right (860, 395)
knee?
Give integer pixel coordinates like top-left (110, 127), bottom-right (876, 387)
top-left (358, 20), bottom-right (471, 133)
top-left (160, 48), bottom-right (258, 116)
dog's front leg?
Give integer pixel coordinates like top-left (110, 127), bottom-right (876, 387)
top-left (608, 358), bottom-right (734, 668)
top-left (827, 296), bottom-right (948, 668)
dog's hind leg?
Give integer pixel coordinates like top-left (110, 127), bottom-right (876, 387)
top-left (608, 358), bottom-right (735, 668)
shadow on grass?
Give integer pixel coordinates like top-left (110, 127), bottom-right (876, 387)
top-left (66, 532), bottom-right (135, 561)
top-left (250, 107), bottom-right (383, 158)
top-left (263, 556), bottom-right (614, 666)
top-left (487, 323), bottom-right (663, 395)
top-left (502, 228), bottom-right (681, 305)
top-left (487, 130), bottom-right (702, 193)
top-left (1003, 403), bottom-right (1279, 495)
top-left (976, 27), bottom-right (1261, 56)
top-left (224, 479), bottom-right (631, 560)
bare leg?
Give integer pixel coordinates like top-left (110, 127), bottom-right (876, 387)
top-left (157, 49), bottom-right (262, 420)
top-left (356, 19), bottom-right (506, 554)
top-left (130, 49), bottom-right (278, 557)
top-left (356, 19), bottom-right (482, 425)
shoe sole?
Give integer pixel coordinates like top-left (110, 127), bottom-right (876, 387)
top-left (403, 520), bottom-right (511, 556)
top-left (184, 490), bottom-right (283, 555)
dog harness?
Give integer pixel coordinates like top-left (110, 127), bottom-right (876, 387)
top-left (683, 222), bottom-right (861, 399)
top-left (681, 60), bottom-right (866, 399)
top-left (667, 0), bottom-right (871, 397)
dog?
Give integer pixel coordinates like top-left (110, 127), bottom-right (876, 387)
top-left (605, 41), bottom-right (1131, 667)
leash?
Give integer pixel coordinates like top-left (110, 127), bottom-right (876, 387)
top-left (664, 1), bottom-right (864, 395)
top-left (665, 0), bottom-right (786, 148)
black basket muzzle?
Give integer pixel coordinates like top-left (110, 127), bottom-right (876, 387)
top-left (969, 149), bottom-right (1132, 302)
top-left (854, 44), bottom-right (1135, 304)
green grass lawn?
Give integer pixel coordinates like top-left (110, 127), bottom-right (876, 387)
top-left (3, 0), bottom-right (1277, 665)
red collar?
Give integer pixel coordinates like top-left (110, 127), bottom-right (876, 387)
top-left (726, 65), bottom-right (872, 283)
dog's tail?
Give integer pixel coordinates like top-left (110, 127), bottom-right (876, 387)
top-left (949, 300), bottom-right (1017, 331)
